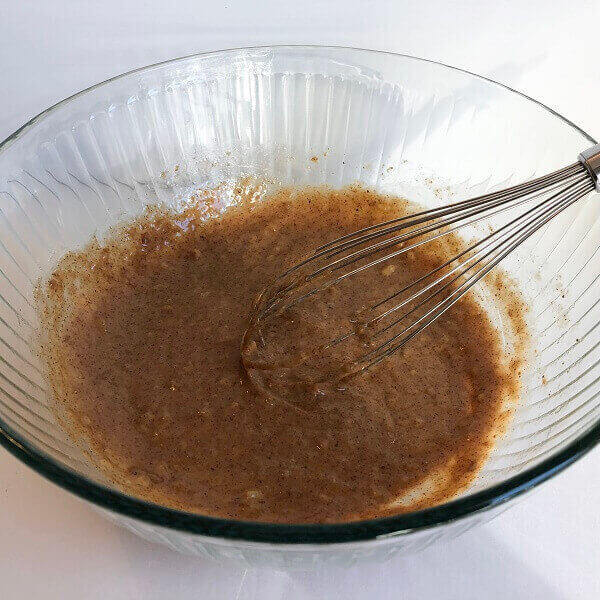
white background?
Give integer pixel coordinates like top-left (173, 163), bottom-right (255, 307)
top-left (1, 1), bottom-right (599, 598)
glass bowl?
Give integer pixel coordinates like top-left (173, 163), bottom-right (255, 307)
top-left (0, 46), bottom-right (598, 568)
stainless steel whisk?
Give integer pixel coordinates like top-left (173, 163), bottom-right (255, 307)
top-left (247, 144), bottom-right (600, 377)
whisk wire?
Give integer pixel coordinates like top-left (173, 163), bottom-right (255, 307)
top-left (314, 166), bottom-right (587, 273)
top-left (315, 163), bottom-right (585, 256)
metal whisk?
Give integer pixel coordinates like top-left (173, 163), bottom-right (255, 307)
top-left (245, 144), bottom-right (600, 379)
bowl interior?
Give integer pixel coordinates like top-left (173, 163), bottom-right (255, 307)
top-left (0, 47), bottom-right (598, 535)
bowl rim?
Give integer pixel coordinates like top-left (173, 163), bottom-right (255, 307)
top-left (0, 45), bottom-right (598, 545)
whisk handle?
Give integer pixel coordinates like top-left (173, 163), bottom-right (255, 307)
top-left (579, 143), bottom-right (600, 191)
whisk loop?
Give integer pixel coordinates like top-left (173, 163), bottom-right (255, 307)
top-left (245, 145), bottom-right (600, 379)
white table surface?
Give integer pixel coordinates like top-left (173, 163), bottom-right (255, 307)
top-left (1, 1), bottom-right (599, 598)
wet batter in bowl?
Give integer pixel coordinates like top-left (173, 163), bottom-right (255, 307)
top-left (37, 182), bottom-right (526, 523)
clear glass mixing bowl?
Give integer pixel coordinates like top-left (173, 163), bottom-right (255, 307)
top-left (0, 46), bottom-right (598, 568)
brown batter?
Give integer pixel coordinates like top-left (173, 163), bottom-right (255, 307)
top-left (37, 182), bottom-right (523, 523)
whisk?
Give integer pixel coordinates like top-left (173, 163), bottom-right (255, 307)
top-left (243, 144), bottom-right (600, 380)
